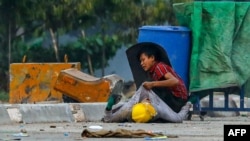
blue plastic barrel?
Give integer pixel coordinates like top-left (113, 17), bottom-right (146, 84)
top-left (138, 25), bottom-right (191, 88)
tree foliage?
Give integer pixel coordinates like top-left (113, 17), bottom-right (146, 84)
top-left (0, 0), bottom-right (191, 92)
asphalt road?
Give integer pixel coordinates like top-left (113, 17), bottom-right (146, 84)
top-left (0, 115), bottom-right (250, 141)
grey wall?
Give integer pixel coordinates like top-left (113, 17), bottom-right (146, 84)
top-left (94, 46), bottom-right (134, 82)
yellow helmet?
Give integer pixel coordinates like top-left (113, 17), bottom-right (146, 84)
top-left (132, 102), bottom-right (157, 123)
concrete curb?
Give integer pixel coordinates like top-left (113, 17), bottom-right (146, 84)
top-left (20, 104), bottom-right (74, 123)
top-left (1, 95), bottom-right (250, 125)
top-left (1, 103), bottom-right (109, 124)
top-left (0, 105), bottom-right (12, 124)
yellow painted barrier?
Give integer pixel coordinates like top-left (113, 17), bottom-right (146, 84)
top-left (54, 68), bottom-right (111, 103)
top-left (9, 62), bottom-right (81, 103)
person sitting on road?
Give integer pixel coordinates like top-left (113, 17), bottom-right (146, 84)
top-left (102, 45), bottom-right (191, 123)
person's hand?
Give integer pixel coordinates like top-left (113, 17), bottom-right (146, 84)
top-left (142, 82), bottom-right (153, 90)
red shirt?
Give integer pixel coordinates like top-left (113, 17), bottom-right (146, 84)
top-left (149, 62), bottom-right (188, 100)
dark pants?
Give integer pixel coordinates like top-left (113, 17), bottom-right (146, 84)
top-left (152, 87), bottom-right (187, 113)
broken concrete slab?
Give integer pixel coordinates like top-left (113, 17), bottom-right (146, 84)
top-left (7, 106), bottom-right (22, 123)
top-left (80, 102), bottom-right (125, 122)
top-left (80, 102), bottom-right (106, 122)
top-left (69, 103), bottom-right (85, 122)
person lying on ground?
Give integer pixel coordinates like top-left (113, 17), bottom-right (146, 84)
top-left (102, 45), bottom-right (191, 123)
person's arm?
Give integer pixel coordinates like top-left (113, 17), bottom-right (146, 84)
top-left (143, 72), bottom-right (179, 90)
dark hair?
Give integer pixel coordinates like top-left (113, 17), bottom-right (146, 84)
top-left (136, 45), bottom-right (161, 61)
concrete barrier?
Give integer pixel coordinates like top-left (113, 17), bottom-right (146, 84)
top-left (0, 105), bottom-right (12, 124)
top-left (1, 97), bottom-right (249, 124)
top-left (19, 104), bottom-right (74, 123)
top-left (80, 102), bottom-right (106, 122)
